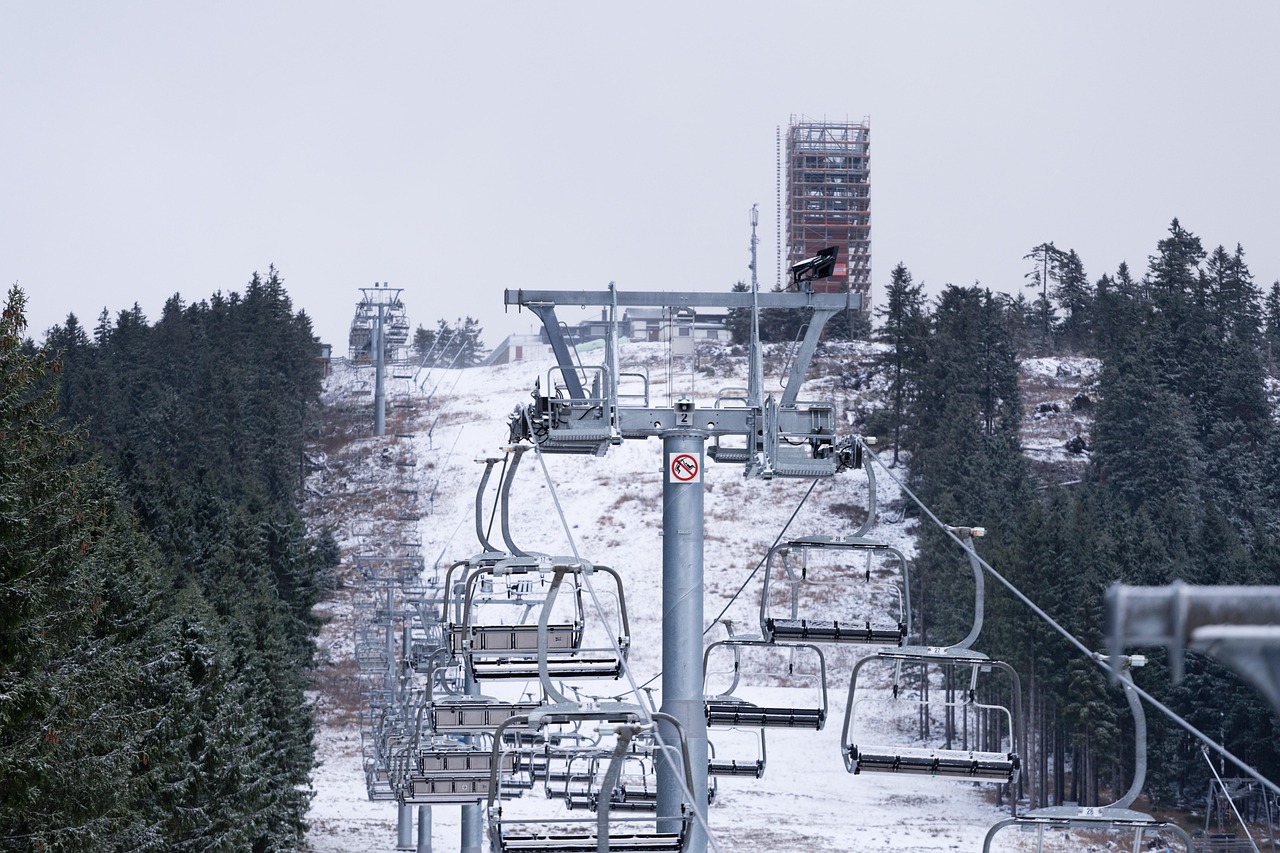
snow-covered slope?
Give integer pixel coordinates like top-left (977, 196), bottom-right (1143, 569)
top-left (303, 342), bottom-right (1052, 852)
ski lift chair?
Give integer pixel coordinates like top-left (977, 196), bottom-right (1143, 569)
top-left (397, 737), bottom-right (520, 805)
top-left (449, 556), bottom-right (630, 682)
top-left (842, 647), bottom-right (1021, 784)
top-left (560, 751), bottom-right (663, 813)
top-left (841, 526), bottom-right (1023, 798)
top-left (487, 705), bottom-right (696, 853)
top-left (420, 645), bottom-right (544, 737)
top-left (982, 655), bottom-right (1194, 852)
top-left (520, 364), bottom-right (616, 456)
top-left (759, 535), bottom-right (910, 647)
top-left (703, 638), bottom-right (829, 730)
top-left (706, 388), bottom-right (752, 465)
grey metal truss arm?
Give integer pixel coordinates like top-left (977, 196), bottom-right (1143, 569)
top-left (779, 306), bottom-right (838, 408)
top-left (524, 302), bottom-right (585, 399)
top-left (508, 287), bottom-right (860, 406)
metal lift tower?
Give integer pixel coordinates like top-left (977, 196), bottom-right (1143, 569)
top-left (505, 261), bottom-right (861, 853)
top-left (350, 284), bottom-right (410, 437)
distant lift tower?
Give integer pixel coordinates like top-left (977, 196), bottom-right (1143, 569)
top-left (786, 115), bottom-right (871, 316)
top-left (349, 284), bottom-right (410, 436)
top-left (506, 274), bottom-right (862, 853)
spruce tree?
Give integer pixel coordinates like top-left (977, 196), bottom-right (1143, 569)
top-left (872, 263), bottom-right (926, 464)
top-left (1053, 249), bottom-right (1093, 353)
top-left (1023, 242), bottom-right (1064, 353)
top-left (724, 281), bottom-right (751, 345)
top-left (1, 286), bottom-right (214, 851)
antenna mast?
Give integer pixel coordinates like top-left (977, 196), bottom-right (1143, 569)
top-left (748, 205), bottom-right (764, 408)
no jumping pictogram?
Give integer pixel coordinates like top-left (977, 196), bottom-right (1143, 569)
top-left (669, 452), bottom-right (701, 483)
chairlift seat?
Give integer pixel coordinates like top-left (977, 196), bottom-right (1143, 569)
top-left (402, 775), bottom-right (494, 804)
top-left (452, 624), bottom-right (578, 654)
top-left (768, 448), bottom-right (838, 479)
top-left (563, 791), bottom-right (596, 811)
top-left (849, 745), bottom-right (1018, 783)
top-left (563, 789), bottom-right (658, 812)
top-left (366, 766), bottom-right (396, 801)
top-left (1015, 805), bottom-right (1161, 827)
top-left (707, 446), bottom-right (751, 464)
top-left (766, 617), bottom-right (904, 646)
top-left (522, 753), bottom-right (570, 783)
top-left (786, 535), bottom-right (893, 550)
top-left (705, 699), bottom-right (825, 730)
top-left (453, 623), bottom-right (625, 678)
top-left (418, 749), bottom-right (513, 776)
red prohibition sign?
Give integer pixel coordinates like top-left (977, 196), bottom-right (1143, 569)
top-left (671, 453), bottom-right (699, 482)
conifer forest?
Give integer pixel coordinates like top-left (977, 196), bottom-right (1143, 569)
top-left (3, 219), bottom-right (1280, 848)
top-left (1, 271), bottom-right (336, 851)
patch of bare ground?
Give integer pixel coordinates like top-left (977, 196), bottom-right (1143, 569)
top-left (1018, 357), bottom-right (1099, 482)
top-left (712, 824), bottom-right (844, 853)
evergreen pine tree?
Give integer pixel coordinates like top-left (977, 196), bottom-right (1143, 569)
top-left (871, 263), bottom-right (926, 464)
top-left (723, 281), bottom-right (751, 346)
top-left (1023, 242), bottom-right (1065, 353)
top-left (1053, 249), bottom-right (1093, 353)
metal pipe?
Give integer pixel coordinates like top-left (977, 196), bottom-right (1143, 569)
top-left (397, 802), bottom-right (413, 850)
top-left (416, 805), bottom-right (431, 853)
top-left (657, 427), bottom-right (708, 852)
top-left (460, 666), bottom-right (483, 853)
top-left (374, 302), bottom-right (387, 436)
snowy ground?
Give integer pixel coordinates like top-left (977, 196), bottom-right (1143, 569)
top-left (303, 343), bottom-right (1138, 852)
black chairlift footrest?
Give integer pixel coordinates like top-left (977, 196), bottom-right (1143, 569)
top-left (565, 792), bottom-right (658, 812)
top-left (767, 618), bottom-right (905, 646)
top-left (498, 831), bottom-right (684, 853)
top-left (705, 701), bottom-right (825, 730)
top-left (470, 655), bottom-right (623, 680)
top-left (849, 745), bottom-right (1018, 783)
top-left (708, 758), bottom-right (765, 778)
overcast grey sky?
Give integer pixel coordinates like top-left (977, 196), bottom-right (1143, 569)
top-left (5, 2), bottom-right (1279, 351)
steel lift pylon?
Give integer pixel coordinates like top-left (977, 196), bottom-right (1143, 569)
top-left (504, 270), bottom-right (862, 853)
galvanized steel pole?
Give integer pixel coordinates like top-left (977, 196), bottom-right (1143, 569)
top-left (657, 423), bottom-right (708, 853)
top-left (460, 669), bottom-right (484, 853)
top-left (374, 301), bottom-right (387, 437)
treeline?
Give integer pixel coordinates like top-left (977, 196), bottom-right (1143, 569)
top-left (873, 220), bottom-right (1280, 810)
top-left (725, 280), bottom-right (871, 343)
top-left (411, 316), bottom-right (485, 367)
top-left (0, 269), bottom-right (334, 851)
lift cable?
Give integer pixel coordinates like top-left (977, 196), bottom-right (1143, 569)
top-left (859, 437), bottom-right (1280, 799)
top-left (629, 477), bottom-right (821, 694)
top-left (1202, 746), bottom-right (1262, 852)
top-left (704, 478), bottom-right (820, 633)
top-left (526, 418), bottom-right (726, 853)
